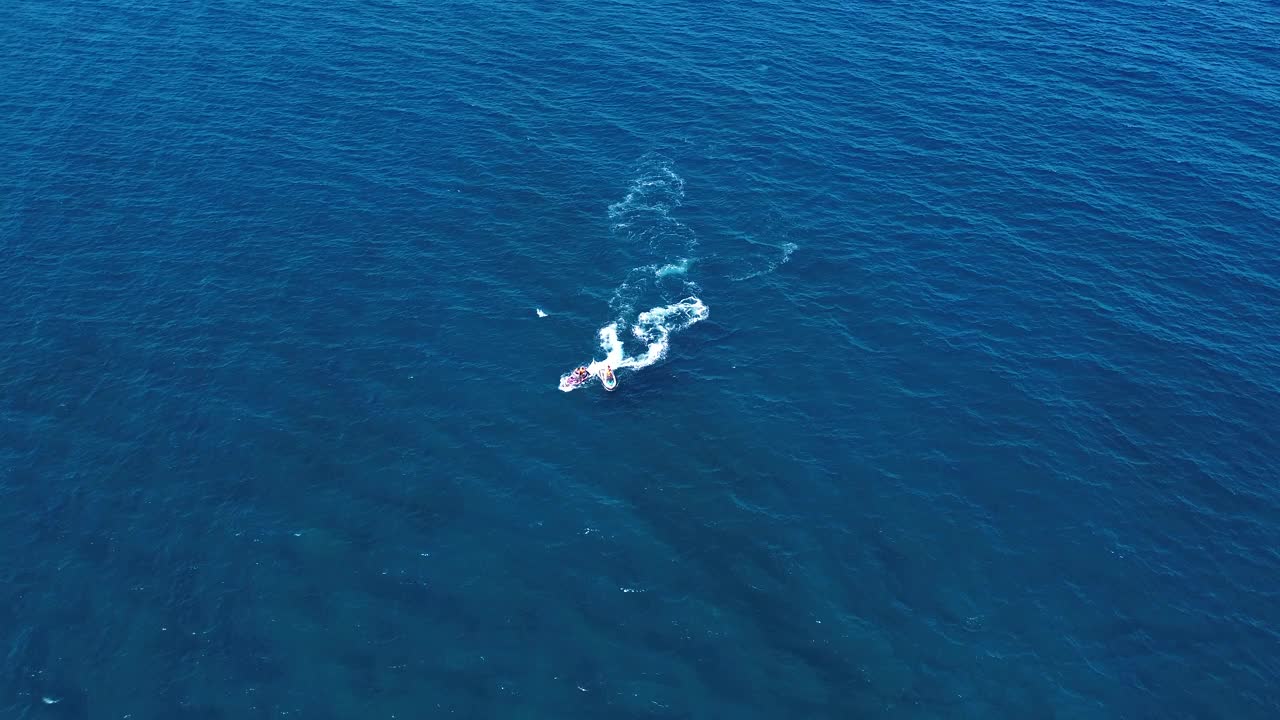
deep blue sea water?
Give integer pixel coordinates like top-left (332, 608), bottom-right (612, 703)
top-left (3, 0), bottom-right (1279, 717)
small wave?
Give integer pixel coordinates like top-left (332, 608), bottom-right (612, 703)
top-left (732, 241), bottom-right (797, 281)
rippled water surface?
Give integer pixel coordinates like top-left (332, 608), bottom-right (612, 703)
top-left (3, 0), bottom-right (1278, 717)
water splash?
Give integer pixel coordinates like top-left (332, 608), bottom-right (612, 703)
top-left (654, 258), bottom-right (690, 278)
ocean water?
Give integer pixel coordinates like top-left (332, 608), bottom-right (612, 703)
top-left (2, 0), bottom-right (1278, 717)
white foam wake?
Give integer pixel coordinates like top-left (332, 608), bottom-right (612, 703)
top-left (606, 157), bottom-right (698, 319)
top-left (559, 297), bottom-right (708, 391)
top-left (559, 158), bottom-right (709, 393)
top-left (607, 162), bottom-right (685, 222)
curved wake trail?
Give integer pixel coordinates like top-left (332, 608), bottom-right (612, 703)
top-left (560, 159), bottom-right (708, 392)
top-left (588, 296), bottom-right (709, 372)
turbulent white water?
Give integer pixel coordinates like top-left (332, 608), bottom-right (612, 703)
top-left (560, 159), bottom-right (709, 392)
top-left (590, 296), bottom-right (709, 371)
top-left (560, 297), bottom-right (709, 392)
